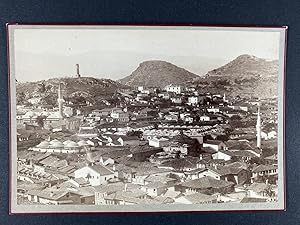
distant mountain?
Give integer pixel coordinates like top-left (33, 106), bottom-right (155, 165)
top-left (119, 60), bottom-right (199, 88)
top-left (206, 54), bottom-right (278, 78)
top-left (191, 54), bottom-right (279, 98)
top-left (16, 77), bottom-right (130, 106)
top-left (15, 51), bottom-right (224, 82)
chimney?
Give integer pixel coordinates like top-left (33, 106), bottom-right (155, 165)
top-left (199, 154), bottom-right (203, 160)
top-left (112, 165), bottom-right (116, 171)
top-left (50, 191), bottom-right (54, 197)
top-left (265, 179), bottom-right (269, 185)
top-left (124, 183), bottom-right (128, 192)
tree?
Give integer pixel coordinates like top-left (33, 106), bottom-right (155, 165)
top-left (38, 83), bottom-right (46, 93)
top-left (86, 173), bottom-right (92, 181)
top-left (36, 115), bottom-right (46, 128)
top-left (265, 185), bottom-right (275, 197)
top-left (41, 94), bottom-right (57, 106)
top-left (16, 91), bottom-right (26, 105)
top-left (175, 151), bottom-right (181, 159)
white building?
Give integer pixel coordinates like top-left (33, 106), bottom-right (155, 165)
top-left (164, 84), bottom-right (183, 94)
top-left (149, 137), bottom-right (169, 147)
top-left (200, 115), bottom-right (210, 121)
top-left (74, 164), bottom-right (115, 186)
top-left (207, 107), bottom-right (220, 113)
top-left (188, 96), bottom-right (199, 105)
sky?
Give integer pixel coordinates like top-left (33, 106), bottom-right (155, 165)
top-left (11, 26), bottom-right (282, 82)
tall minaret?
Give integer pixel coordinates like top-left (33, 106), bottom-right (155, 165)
top-left (57, 83), bottom-right (64, 118)
top-left (256, 101), bottom-right (261, 148)
top-left (76, 64), bottom-right (81, 78)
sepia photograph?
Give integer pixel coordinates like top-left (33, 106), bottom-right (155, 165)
top-left (8, 25), bottom-right (286, 213)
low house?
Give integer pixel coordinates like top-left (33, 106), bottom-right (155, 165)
top-left (200, 115), bottom-right (210, 121)
top-left (74, 164), bottom-right (115, 186)
top-left (171, 97), bottom-right (182, 104)
top-left (207, 107), bottom-right (220, 113)
top-left (226, 140), bottom-right (261, 157)
top-left (188, 96), bottom-right (199, 105)
top-left (251, 164), bottom-right (278, 181)
top-left (212, 150), bottom-right (233, 161)
top-left (203, 140), bottom-right (227, 152)
top-left (163, 134), bottom-right (201, 156)
top-left (51, 179), bottom-right (96, 204)
top-left (131, 166), bottom-right (171, 185)
top-left (175, 192), bottom-right (218, 204)
top-left (230, 150), bottom-right (258, 162)
top-left (103, 189), bottom-right (150, 205)
top-left (94, 182), bottom-right (140, 205)
top-left (203, 164), bottom-right (250, 185)
top-left (144, 174), bottom-right (177, 186)
top-left (77, 126), bottom-right (99, 138)
top-left (177, 176), bottom-right (234, 195)
top-left (118, 136), bottom-right (141, 146)
top-left (158, 92), bottom-right (170, 99)
top-left (27, 188), bottom-right (82, 205)
top-left (91, 108), bottom-right (112, 117)
top-left (141, 181), bottom-right (169, 197)
top-left (110, 108), bottom-right (130, 122)
top-left (246, 182), bottom-right (276, 200)
top-left (159, 157), bottom-right (199, 172)
top-left (264, 154), bottom-right (277, 165)
top-left (130, 144), bottom-right (163, 162)
top-left (103, 135), bottom-right (123, 146)
top-left (240, 197), bottom-right (268, 203)
top-left (165, 84), bottom-right (183, 94)
top-left (149, 137), bottom-right (169, 148)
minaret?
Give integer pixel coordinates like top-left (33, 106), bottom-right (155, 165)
top-left (76, 64), bottom-right (81, 78)
top-left (256, 101), bottom-right (261, 148)
top-left (57, 83), bottom-right (64, 118)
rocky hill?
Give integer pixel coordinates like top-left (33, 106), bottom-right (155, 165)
top-left (206, 54), bottom-right (278, 78)
top-left (191, 54), bottom-right (279, 98)
top-left (16, 77), bottom-right (130, 106)
top-left (118, 60), bottom-right (199, 88)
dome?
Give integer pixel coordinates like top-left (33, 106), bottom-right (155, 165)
top-left (77, 140), bottom-right (89, 146)
top-left (41, 111), bottom-right (50, 116)
top-left (50, 139), bottom-right (60, 145)
top-left (51, 141), bottom-right (64, 148)
top-left (37, 141), bottom-right (49, 148)
top-left (63, 140), bottom-right (72, 145)
top-left (66, 141), bottom-right (80, 148)
top-left (25, 111), bottom-right (35, 116)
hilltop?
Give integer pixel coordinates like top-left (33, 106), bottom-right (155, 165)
top-left (16, 77), bottom-right (130, 106)
top-left (191, 54), bottom-right (279, 98)
top-left (118, 60), bottom-right (199, 88)
top-left (206, 54), bottom-right (279, 78)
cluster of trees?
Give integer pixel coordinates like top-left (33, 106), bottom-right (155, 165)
top-left (16, 92), bottom-right (26, 105)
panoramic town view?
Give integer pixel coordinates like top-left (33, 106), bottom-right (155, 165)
top-left (12, 28), bottom-right (281, 208)
top-left (15, 58), bottom-right (279, 206)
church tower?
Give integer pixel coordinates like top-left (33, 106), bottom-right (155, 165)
top-left (57, 83), bottom-right (64, 118)
top-left (256, 101), bottom-right (261, 148)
